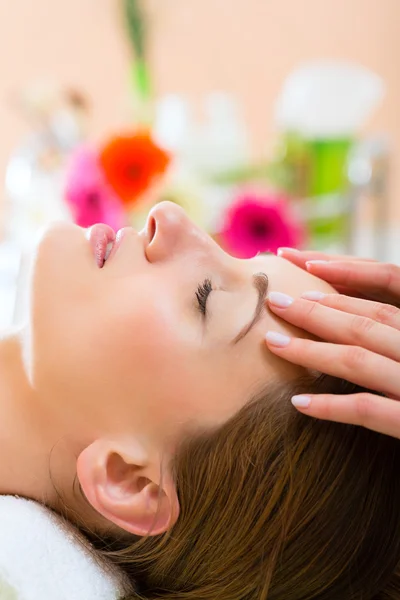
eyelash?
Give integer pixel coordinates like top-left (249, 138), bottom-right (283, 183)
top-left (195, 278), bottom-right (213, 316)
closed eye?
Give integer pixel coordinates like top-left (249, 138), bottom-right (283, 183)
top-left (195, 278), bottom-right (213, 316)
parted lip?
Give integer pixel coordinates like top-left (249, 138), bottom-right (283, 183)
top-left (86, 223), bottom-right (116, 268)
top-left (103, 227), bottom-right (131, 265)
top-left (86, 217), bottom-right (155, 269)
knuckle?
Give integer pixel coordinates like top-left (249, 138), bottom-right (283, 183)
top-left (320, 294), bottom-right (341, 309)
top-left (374, 302), bottom-right (399, 325)
top-left (350, 315), bottom-right (375, 340)
top-left (344, 346), bottom-right (367, 371)
top-left (297, 299), bottom-right (320, 328)
top-left (383, 263), bottom-right (399, 288)
top-left (354, 393), bottom-right (375, 428)
top-left (322, 395), bottom-right (335, 421)
top-left (339, 267), bottom-right (357, 287)
top-left (304, 300), bottom-right (320, 319)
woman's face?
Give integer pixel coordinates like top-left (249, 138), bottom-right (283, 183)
top-left (29, 202), bottom-right (335, 449)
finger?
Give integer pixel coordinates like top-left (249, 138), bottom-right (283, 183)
top-left (290, 392), bottom-right (400, 439)
top-left (301, 292), bottom-right (400, 331)
top-left (277, 249), bottom-right (382, 300)
top-left (277, 248), bottom-right (376, 270)
top-left (267, 294), bottom-right (400, 361)
top-left (327, 285), bottom-right (371, 300)
top-left (305, 261), bottom-right (400, 306)
top-left (264, 334), bottom-right (400, 398)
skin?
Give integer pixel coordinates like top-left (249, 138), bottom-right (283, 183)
top-left (0, 201), bottom-right (335, 536)
top-left (264, 249), bottom-right (400, 439)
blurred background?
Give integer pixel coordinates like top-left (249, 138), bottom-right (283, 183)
top-left (0, 0), bottom-right (399, 329)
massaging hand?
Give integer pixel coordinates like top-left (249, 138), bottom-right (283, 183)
top-left (276, 248), bottom-right (400, 307)
top-left (265, 254), bottom-right (400, 438)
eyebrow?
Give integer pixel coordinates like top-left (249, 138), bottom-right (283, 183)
top-left (231, 272), bottom-right (269, 345)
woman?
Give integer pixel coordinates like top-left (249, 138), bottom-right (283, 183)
top-left (1, 201), bottom-right (400, 599)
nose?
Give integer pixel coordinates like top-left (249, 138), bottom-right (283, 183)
top-left (144, 201), bottom-right (215, 262)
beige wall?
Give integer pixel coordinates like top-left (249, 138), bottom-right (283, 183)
top-left (0, 0), bottom-right (399, 224)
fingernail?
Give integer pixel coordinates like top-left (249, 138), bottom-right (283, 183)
top-left (306, 260), bottom-right (329, 268)
top-left (268, 291), bottom-right (294, 308)
top-left (301, 291), bottom-right (326, 301)
top-left (277, 247), bottom-right (299, 256)
top-left (291, 395), bottom-right (311, 408)
top-left (265, 331), bottom-right (291, 347)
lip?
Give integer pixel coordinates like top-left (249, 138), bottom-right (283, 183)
top-left (86, 224), bottom-right (116, 268)
top-left (104, 227), bottom-right (131, 264)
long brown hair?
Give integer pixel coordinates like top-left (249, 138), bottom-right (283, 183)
top-left (77, 374), bottom-right (400, 599)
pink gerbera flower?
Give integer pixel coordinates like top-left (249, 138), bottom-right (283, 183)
top-left (65, 146), bottom-right (127, 230)
top-left (220, 192), bottom-right (303, 258)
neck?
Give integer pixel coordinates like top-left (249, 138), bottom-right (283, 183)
top-left (0, 327), bottom-right (123, 536)
top-left (0, 326), bottom-right (77, 509)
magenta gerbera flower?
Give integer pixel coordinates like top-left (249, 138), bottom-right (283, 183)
top-left (65, 146), bottom-right (127, 230)
top-left (220, 192), bottom-right (303, 258)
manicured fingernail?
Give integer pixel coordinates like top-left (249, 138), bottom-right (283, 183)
top-left (291, 395), bottom-right (311, 408)
top-left (277, 247), bottom-right (299, 256)
top-left (265, 331), bottom-right (291, 347)
top-left (306, 260), bottom-right (329, 268)
top-left (268, 291), bottom-right (294, 308)
top-left (301, 291), bottom-right (326, 301)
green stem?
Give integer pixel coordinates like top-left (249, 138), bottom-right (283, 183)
top-left (131, 59), bottom-right (151, 102)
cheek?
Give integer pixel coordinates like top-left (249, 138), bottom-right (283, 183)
top-left (97, 294), bottom-right (204, 434)
top-left (104, 301), bottom-right (175, 374)
top-left (94, 287), bottom-right (190, 393)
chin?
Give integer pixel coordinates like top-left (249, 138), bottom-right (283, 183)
top-left (26, 222), bottom-right (95, 391)
top-left (28, 222), bottom-right (92, 327)
top-left (32, 221), bottom-right (89, 281)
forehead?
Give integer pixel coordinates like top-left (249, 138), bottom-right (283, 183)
top-left (249, 255), bottom-right (337, 298)
top-left (229, 254), bottom-right (338, 391)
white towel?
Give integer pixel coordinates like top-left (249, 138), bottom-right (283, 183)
top-left (0, 495), bottom-right (132, 600)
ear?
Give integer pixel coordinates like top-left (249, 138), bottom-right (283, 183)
top-left (76, 438), bottom-right (180, 536)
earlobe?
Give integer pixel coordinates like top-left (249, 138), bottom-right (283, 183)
top-left (76, 439), bottom-right (180, 536)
